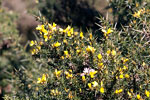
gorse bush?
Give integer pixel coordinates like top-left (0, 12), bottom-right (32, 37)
top-left (3, 0), bottom-right (150, 100)
top-left (108, 0), bottom-right (143, 27)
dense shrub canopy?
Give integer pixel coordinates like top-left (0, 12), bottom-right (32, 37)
top-left (0, 0), bottom-right (150, 100)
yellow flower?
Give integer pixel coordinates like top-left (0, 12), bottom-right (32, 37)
top-left (88, 83), bottom-right (92, 89)
top-left (53, 22), bottom-right (57, 27)
top-left (63, 39), bottom-right (68, 44)
top-left (122, 58), bottom-right (129, 64)
top-left (67, 31), bottom-right (71, 37)
top-left (142, 62), bottom-right (146, 66)
top-left (123, 66), bottom-right (128, 70)
top-left (37, 46), bottom-right (41, 50)
top-left (115, 89), bottom-right (123, 94)
top-left (89, 33), bottom-right (92, 40)
top-left (100, 81), bottom-right (103, 87)
top-left (130, 89), bottom-right (133, 93)
top-left (82, 75), bottom-right (86, 81)
top-left (70, 28), bottom-right (74, 34)
top-left (55, 89), bottom-right (59, 95)
top-left (64, 25), bottom-right (71, 33)
top-left (145, 90), bottom-right (150, 97)
top-left (31, 48), bottom-right (39, 55)
top-left (119, 74), bottom-right (124, 79)
top-left (107, 28), bottom-right (113, 34)
top-left (49, 35), bottom-right (52, 39)
top-left (37, 74), bottom-right (47, 84)
top-left (136, 2), bottom-right (139, 7)
top-left (61, 56), bottom-right (65, 60)
top-left (136, 94), bottom-right (141, 99)
top-left (106, 50), bottom-right (111, 56)
top-left (105, 70), bottom-right (108, 74)
top-left (89, 71), bottom-right (97, 78)
top-left (69, 69), bottom-right (72, 73)
top-left (133, 8), bottom-right (146, 18)
top-left (48, 24), bottom-right (53, 31)
top-left (59, 28), bottom-right (64, 33)
top-left (36, 25), bottom-right (48, 35)
top-left (92, 81), bottom-right (98, 87)
top-left (133, 11), bottom-right (141, 18)
top-left (115, 90), bottom-right (118, 94)
top-left (65, 71), bottom-right (73, 79)
top-left (127, 91), bottom-right (132, 97)
top-left (79, 88), bottom-right (82, 93)
top-left (100, 87), bottom-right (104, 93)
top-left (36, 25), bottom-right (44, 31)
top-left (80, 32), bottom-right (84, 39)
top-left (52, 42), bottom-right (61, 48)
top-left (44, 35), bottom-right (48, 42)
top-left (64, 50), bottom-right (71, 58)
top-left (86, 46), bottom-right (96, 54)
top-left (98, 63), bottom-right (104, 69)
top-left (54, 69), bottom-right (61, 78)
top-left (76, 49), bottom-right (81, 55)
top-left (68, 91), bottom-right (73, 99)
top-left (64, 50), bottom-right (69, 55)
top-left (97, 54), bottom-right (102, 60)
top-left (48, 23), bottom-right (57, 32)
top-left (37, 78), bottom-right (41, 84)
top-left (50, 89), bottom-right (61, 96)
top-left (50, 89), bottom-right (55, 95)
top-left (102, 28), bottom-right (111, 35)
top-left (39, 41), bottom-right (44, 45)
top-left (30, 40), bottom-right (37, 46)
top-left (119, 89), bottom-right (123, 92)
top-left (31, 49), bottom-right (36, 55)
top-left (65, 88), bottom-right (69, 92)
top-left (102, 28), bottom-right (113, 38)
top-left (42, 29), bottom-right (48, 35)
top-left (125, 74), bottom-right (129, 78)
top-left (111, 50), bottom-right (116, 56)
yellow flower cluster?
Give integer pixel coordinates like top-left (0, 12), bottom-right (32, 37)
top-left (145, 90), bottom-right (150, 97)
top-left (54, 69), bottom-right (61, 78)
top-left (88, 81), bottom-right (98, 89)
top-left (89, 71), bottom-right (97, 78)
top-left (32, 20), bottom-right (150, 100)
top-left (65, 70), bottom-right (73, 79)
top-left (30, 22), bottom-right (88, 56)
top-left (115, 89), bottom-right (123, 94)
top-left (50, 89), bottom-right (61, 96)
top-left (102, 28), bottom-right (113, 38)
top-left (64, 50), bottom-right (71, 58)
top-left (52, 42), bottom-right (61, 48)
top-left (37, 74), bottom-right (47, 84)
top-left (126, 89), bottom-right (150, 99)
top-left (106, 49), bottom-right (116, 56)
top-left (133, 8), bottom-right (146, 18)
top-left (86, 46), bottom-right (96, 54)
top-left (29, 40), bottom-right (42, 55)
top-left (68, 91), bottom-right (74, 99)
top-left (88, 81), bottom-right (105, 94)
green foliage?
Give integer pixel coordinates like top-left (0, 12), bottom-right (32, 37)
top-left (2, 0), bottom-right (150, 100)
top-left (0, 7), bottom-right (18, 97)
top-left (0, 10), bottom-right (18, 36)
top-left (108, 0), bottom-right (149, 28)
